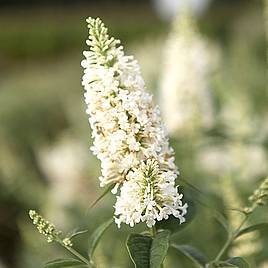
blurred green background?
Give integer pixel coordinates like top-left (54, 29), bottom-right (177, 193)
top-left (0, 0), bottom-right (268, 267)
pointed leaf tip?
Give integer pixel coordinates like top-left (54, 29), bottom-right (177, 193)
top-left (88, 218), bottom-right (113, 259)
top-left (43, 258), bottom-right (84, 268)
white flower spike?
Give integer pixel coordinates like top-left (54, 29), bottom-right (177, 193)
top-left (82, 17), bottom-right (187, 227)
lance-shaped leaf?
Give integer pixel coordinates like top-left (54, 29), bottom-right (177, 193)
top-left (171, 244), bottom-right (208, 268)
top-left (206, 258), bottom-right (249, 268)
top-left (88, 184), bottom-right (114, 209)
top-left (225, 257), bottom-right (250, 268)
top-left (69, 229), bottom-right (88, 240)
top-left (150, 230), bottom-right (170, 268)
top-left (206, 261), bottom-right (238, 267)
top-left (43, 258), bottom-right (85, 268)
top-left (88, 218), bottom-right (113, 259)
top-left (127, 234), bottom-right (152, 268)
top-left (235, 223), bottom-right (268, 239)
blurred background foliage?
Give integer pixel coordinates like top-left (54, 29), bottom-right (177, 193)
top-left (0, 0), bottom-right (268, 267)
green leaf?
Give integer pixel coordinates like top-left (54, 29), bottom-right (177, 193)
top-left (171, 244), bottom-right (207, 268)
top-left (226, 257), bottom-right (250, 268)
top-left (88, 184), bottom-right (114, 209)
top-left (43, 258), bottom-right (84, 268)
top-left (126, 233), bottom-right (152, 268)
top-left (217, 263), bottom-right (237, 267)
top-left (206, 261), bottom-right (238, 268)
top-left (88, 218), bottom-right (113, 259)
top-left (69, 230), bottom-right (88, 240)
top-left (150, 230), bottom-right (170, 268)
top-left (206, 258), bottom-right (249, 268)
top-left (156, 199), bottom-right (195, 234)
top-left (235, 223), bottom-right (268, 238)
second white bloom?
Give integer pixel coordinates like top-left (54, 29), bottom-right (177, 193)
top-left (114, 159), bottom-right (187, 228)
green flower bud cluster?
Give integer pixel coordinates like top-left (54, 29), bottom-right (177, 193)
top-left (29, 210), bottom-right (60, 243)
top-left (243, 177), bottom-right (268, 214)
top-left (249, 177), bottom-right (268, 205)
top-left (29, 210), bottom-right (73, 247)
top-left (62, 237), bottom-right (73, 247)
top-left (85, 17), bottom-right (120, 66)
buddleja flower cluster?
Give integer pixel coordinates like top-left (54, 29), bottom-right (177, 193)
top-left (81, 18), bottom-right (187, 228)
top-left (114, 159), bottom-right (187, 227)
top-left (29, 210), bottom-right (72, 246)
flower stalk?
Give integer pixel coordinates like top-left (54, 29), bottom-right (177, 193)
top-left (214, 215), bottom-right (248, 262)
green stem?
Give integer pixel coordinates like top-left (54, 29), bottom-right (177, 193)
top-left (214, 236), bottom-right (232, 262)
top-left (214, 215), bottom-right (249, 262)
top-left (151, 226), bottom-right (157, 237)
top-left (58, 240), bottom-right (94, 268)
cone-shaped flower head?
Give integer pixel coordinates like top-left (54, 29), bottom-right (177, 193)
top-left (81, 18), bottom-right (187, 227)
top-left (81, 18), bottom-right (177, 188)
top-left (114, 159), bottom-right (187, 228)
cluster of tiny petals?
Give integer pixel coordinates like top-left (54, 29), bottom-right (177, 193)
top-left (114, 159), bottom-right (188, 228)
top-left (81, 17), bottom-right (177, 188)
top-left (29, 210), bottom-right (73, 246)
top-left (244, 177), bottom-right (268, 214)
top-left (29, 210), bottom-right (60, 243)
top-left (62, 237), bottom-right (73, 247)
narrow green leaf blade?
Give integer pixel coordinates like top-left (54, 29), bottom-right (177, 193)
top-left (43, 258), bottom-right (84, 268)
top-left (235, 223), bottom-right (268, 238)
top-left (89, 184), bottom-right (114, 209)
top-left (150, 230), bottom-right (170, 268)
top-left (69, 230), bottom-right (88, 240)
top-left (88, 218), bottom-right (113, 259)
top-left (126, 234), bottom-right (152, 268)
top-left (206, 261), bottom-right (238, 268)
top-left (171, 244), bottom-right (207, 268)
top-left (217, 262), bottom-right (237, 267)
top-left (226, 257), bottom-right (250, 268)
